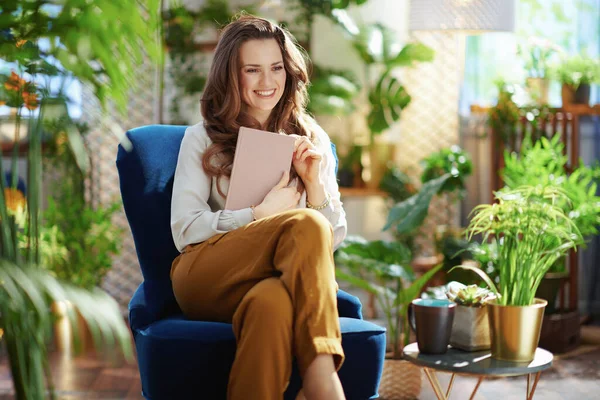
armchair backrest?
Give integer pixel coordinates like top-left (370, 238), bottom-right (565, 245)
top-left (116, 124), bottom-right (338, 320)
top-left (117, 125), bottom-right (186, 318)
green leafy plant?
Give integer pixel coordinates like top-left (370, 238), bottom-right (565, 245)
top-left (294, 3), bottom-right (434, 143)
top-left (334, 236), bottom-right (443, 358)
top-left (0, 0), bottom-right (160, 111)
top-left (379, 166), bottom-right (416, 205)
top-left (0, 1), bottom-right (159, 398)
top-left (344, 22), bottom-right (434, 142)
top-left (549, 55), bottom-right (600, 88)
top-left (383, 174), bottom-right (452, 235)
top-left (421, 145), bottom-right (473, 196)
top-left (446, 281), bottom-right (496, 307)
top-left (378, 166), bottom-right (417, 251)
top-left (42, 197), bottom-right (122, 290)
top-left (503, 134), bottom-right (600, 240)
top-left (450, 185), bottom-right (584, 307)
top-left (307, 66), bottom-right (360, 116)
top-left (383, 146), bottom-right (472, 239)
top-left (517, 36), bottom-right (562, 79)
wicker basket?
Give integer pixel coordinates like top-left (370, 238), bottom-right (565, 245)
top-left (378, 358), bottom-right (422, 400)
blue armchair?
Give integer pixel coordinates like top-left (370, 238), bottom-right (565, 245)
top-left (116, 125), bottom-right (386, 400)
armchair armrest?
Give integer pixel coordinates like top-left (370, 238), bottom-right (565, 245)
top-left (336, 289), bottom-right (363, 319)
top-left (129, 282), bottom-right (161, 331)
top-left (130, 284), bottom-right (363, 329)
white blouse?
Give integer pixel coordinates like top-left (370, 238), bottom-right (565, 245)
top-left (170, 121), bottom-right (348, 253)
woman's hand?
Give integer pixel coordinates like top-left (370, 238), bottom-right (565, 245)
top-left (253, 171), bottom-right (301, 219)
top-left (290, 134), bottom-right (323, 185)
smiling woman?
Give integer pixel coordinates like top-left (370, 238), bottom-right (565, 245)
top-left (239, 39), bottom-right (287, 124)
top-left (169, 13), bottom-right (350, 400)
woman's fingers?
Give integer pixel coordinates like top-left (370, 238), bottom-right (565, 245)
top-left (295, 141), bottom-right (311, 159)
top-left (300, 149), bottom-right (322, 162)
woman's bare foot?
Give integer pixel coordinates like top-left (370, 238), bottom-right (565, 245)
top-left (302, 354), bottom-right (345, 400)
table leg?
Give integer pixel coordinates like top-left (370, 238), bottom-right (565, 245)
top-left (469, 377), bottom-right (484, 400)
top-left (526, 372), bottom-right (542, 400)
top-left (446, 373), bottom-right (456, 398)
top-left (423, 368), bottom-right (448, 400)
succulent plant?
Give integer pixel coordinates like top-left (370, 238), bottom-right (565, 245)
top-left (446, 281), bottom-right (496, 307)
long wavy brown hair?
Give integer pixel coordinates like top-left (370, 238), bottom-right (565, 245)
top-left (201, 14), bottom-right (315, 196)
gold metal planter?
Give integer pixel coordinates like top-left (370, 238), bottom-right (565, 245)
top-left (488, 299), bottom-right (547, 362)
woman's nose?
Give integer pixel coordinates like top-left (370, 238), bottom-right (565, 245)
top-left (260, 71), bottom-right (273, 86)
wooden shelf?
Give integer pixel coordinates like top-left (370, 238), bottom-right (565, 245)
top-left (471, 103), bottom-right (600, 116)
top-left (339, 187), bottom-right (387, 197)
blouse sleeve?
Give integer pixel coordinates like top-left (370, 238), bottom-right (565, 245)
top-left (170, 125), bottom-right (253, 252)
top-left (312, 125), bottom-right (348, 250)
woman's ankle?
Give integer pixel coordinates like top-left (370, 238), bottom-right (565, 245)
top-left (303, 355), bottom-right (345, 400)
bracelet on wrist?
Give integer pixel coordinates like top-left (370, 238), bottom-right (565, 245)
top-left (306, 192), bottom-right (331, 211)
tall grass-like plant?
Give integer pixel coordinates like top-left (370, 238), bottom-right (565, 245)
top-left (452, 185), bottom-right (584, 307)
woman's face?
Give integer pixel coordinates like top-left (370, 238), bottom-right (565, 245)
top-left (238, 38), bottom-right (286, 125)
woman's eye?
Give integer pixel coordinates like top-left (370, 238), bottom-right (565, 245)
top-left (273, 65), bottom-right (283, 71)
top-left (247, 69), bottom-right (259, 73)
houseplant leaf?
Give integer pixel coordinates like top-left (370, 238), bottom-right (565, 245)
top-left (448, 264), bottom-right (500, 296)
top-left (384, 174), bottom-right (452, 234)
top-left (389, 42), bottom-right (435, 68)
top-left (308, 72), bottom-right (359, 116)
top-left (395, 263), bottom-right (444, 307)
top-left (367, 71), bottom-right (411, 134)
top-left (351, 23), bottom-right (399, 65)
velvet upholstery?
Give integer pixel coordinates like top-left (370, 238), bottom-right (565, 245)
top-left (117, 125), bottom-right (386, 399)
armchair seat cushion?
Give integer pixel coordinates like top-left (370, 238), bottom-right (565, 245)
top-left (134, 316), bottom-right (386, 400)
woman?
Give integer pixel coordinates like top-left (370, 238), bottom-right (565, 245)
top-left (170, 14), bottom-right (347, 400)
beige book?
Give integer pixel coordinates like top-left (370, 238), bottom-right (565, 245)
top-left (224, 126), bottom-right (296, 211)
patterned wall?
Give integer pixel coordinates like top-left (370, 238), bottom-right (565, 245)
top-left (397, 31), bottom-right (464, 256)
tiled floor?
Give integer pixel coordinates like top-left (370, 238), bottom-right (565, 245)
top-left (0, 325), bottom-right (598, 399)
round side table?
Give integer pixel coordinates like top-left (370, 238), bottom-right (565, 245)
top-left (403, 343), bottom-right (553, 400)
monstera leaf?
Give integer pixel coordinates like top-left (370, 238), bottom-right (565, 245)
top-left (308, 72), bottom-right (359, 116)
top-left (367, 71), bottom-right (411, 134)
top-left (351, 23), bottom-right (399, 65)
top-left (350, 24), bottom-right (435, 68)
top-left (389, 42), bottom-right (435, 68)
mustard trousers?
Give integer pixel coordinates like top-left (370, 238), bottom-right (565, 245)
top-left (170, 209), bottom-right (344, 400)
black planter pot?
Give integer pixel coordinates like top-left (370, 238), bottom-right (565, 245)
top-left (562, 83), bottom-right (591, 105)
top-left (574, 84), bottom-right (591, 104)
top-left (536, 272), bottom-right (569, 314)
top-left (337, 168), bottom-right (355, 188)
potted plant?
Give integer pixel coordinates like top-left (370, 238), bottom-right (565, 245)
top-left (502, 134), bottom-right (600, 312)
top-left (336, 144), bottom-right (363, 188)
top-left (451, 185), bottom-right (583, 362)
top-left (420, 145), bottom-right (472, 251)
top-left (335, 236), bottom-right (442, 399)
top-left (446, 281), bottom-right (496, 351)
top-left (517, 36), bottom-right (562, 104)
top-left (550, 55), bottom-right (600, 105)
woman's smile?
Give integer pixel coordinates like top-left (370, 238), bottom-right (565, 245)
top-left (254, 89), bottom-right (276, 98)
